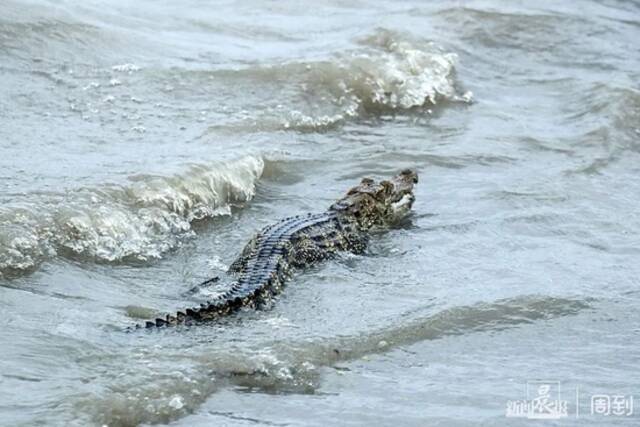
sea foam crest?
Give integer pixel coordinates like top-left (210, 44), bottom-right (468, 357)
top-left (350, 30), bottom-right (470, 110)
top-left (282, 30), bottom-right (472, 131)
top-left (0, 156), bottom-right (264, 276)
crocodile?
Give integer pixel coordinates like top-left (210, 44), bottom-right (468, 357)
top-left (136, 169), bottom-right (418, 329)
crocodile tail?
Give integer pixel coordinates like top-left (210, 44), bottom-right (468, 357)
top-left (130, 299), bottom-right (226, 330)
top-left (130, 286), bottom-right (256, 330)
top-left (128, 273), bottom-right (281, 331)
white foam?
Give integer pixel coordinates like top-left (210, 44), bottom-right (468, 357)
top-left (111, 63), bottom-right (140, 73)
top-left (0, 156), bottom-right (264, 275)
top-left (281, 30), bottom-right (471, 131)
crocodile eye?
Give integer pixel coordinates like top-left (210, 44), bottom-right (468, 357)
top-left (360, 177), bottom-right (374, 186)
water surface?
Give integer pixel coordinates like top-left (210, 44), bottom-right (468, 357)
top-left (1, 0), bottom-right (639, 425)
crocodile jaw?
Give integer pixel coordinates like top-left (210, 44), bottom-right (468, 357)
top-left (390, 193), bottom-right (415, 220)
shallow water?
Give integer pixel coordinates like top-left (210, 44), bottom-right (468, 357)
top-left (1, 0), bottom-right (639, 425)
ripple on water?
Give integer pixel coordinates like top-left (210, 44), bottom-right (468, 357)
top-left (79, 295), bottom-right (589, 426)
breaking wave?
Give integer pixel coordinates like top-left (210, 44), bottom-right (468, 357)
top-left (206, 29), bottom-right (472, 133)
top-left (0, 156), bottom-right (264, 277)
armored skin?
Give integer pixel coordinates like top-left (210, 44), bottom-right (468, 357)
top-left (138, 169), bottom-right (418, 328)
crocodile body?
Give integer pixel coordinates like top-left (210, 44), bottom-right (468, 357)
top-left (137, 169), bottom-right (418, 329)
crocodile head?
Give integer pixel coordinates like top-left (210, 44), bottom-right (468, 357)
top-left (330, 169), bottom-right (418, 229)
